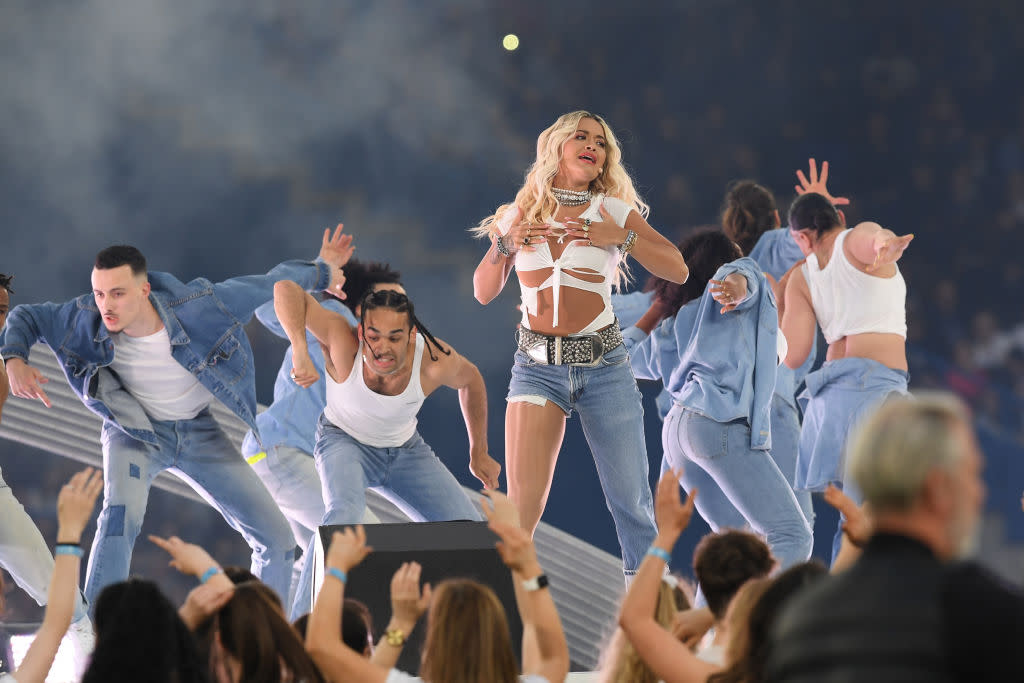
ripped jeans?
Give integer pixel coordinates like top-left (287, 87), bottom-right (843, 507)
top-left (85, 411), bottom-right (295, 608)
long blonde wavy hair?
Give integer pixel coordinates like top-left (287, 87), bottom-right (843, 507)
top-left (473, 110), bottom-right (649, 239)
top-left (598, 579), bottom-right (691, 683)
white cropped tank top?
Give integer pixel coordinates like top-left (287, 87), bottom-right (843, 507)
top-left (499, 195), bottom-right (633, 333)
top-left (323, 333), bottom-right (426, 448)
top-left (802, 229), bottom-right (907, 344)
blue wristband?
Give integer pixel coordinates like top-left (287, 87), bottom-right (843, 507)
top-left (645, 546), bottom-right (671, 564)
top-left (55, 544), bottom-right (84, 558)
top-left (326, 567), bottom-right (348, 584)
top-left (199, 566), bottom-right (223, 584)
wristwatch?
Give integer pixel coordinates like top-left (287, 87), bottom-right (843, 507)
top-left (521, 573), bottom-right (549, 592)
top-left (385, 628), bottom-right (406, 647)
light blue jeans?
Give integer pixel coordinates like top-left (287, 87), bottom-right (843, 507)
top-left (507, 343), bottom-right (657, 576)
top-left (289, 415), bottom-right (481, 618)
top-left (0, 467), bottom-right (88, 622)
top-left (769, 394), bottom-right (815, 529)
top-left (663, 406), bottom-right (813, 570)
top-left (85, 410), bottom-right (296, 607)
top-left (249, 444), bottom-right (330, 547)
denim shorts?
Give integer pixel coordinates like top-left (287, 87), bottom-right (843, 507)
top-left (507, 342), bottom-right (632, 416)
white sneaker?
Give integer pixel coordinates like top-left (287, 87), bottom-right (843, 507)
top-left (66, 616), bottom-right (95, 676)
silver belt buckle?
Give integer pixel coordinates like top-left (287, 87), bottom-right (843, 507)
top-left (526, 338), bottom-right (550, 364)
top-left (571, 332), bottom-right (604, 367)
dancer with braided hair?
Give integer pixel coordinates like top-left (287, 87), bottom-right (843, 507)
top-left (275, 274), bottom-right (496, 615)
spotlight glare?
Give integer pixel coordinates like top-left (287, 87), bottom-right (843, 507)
top-left (502, 34), bottom-right (519, 51)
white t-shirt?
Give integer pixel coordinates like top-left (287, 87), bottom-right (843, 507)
top-left (110, 327), bottom-right (215, 421)
top-left (386, 671), bottom-right (548, 683)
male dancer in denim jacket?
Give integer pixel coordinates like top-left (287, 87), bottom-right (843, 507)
top-left (0, 228), bottom-right (350, 606)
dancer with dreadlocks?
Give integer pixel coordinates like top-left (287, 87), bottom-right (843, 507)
top-left (275, 268), bottom-right (497, 615)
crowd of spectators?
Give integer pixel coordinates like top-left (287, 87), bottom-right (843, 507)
top-left (5, 392), bottom-right (1021, 683)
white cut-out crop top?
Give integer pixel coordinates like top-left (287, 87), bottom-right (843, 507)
top-left (498, 194), bottom-right (633, 333)
top-left (802, 229), bottom-right (907, 344)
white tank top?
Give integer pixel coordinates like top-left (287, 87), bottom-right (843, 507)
top-left (323, 332), bottom-right (426, 447)
top-left (109, 327), bottom-right (215, 421)
top-left (802, 229), bottom-right (907, 344)
top-left (500, 195), bottom-right (632, 333)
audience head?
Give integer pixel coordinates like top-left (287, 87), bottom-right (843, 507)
top-left (787, 192), bottom-right (842, 255)
top-left (420, 578), bottom-right (518, 683)
top-left (721, 181), bottom-right (780, 257)
top-left (694, 530), bottom-right (775, 622)
top-left (81, 578), bottom-right (208, 683)
top-left (710, 561), bottom-right (827, 683)
top-left (848, 391), bottom-right (985, 559)
top-left (600, 577), bottom-right (691, 683)
top-left (210, 581), bottom-right (324, 683)
top-left (720, 577), bottom-right (772, 671)
top-left (651, 228), bottom-right (743, 316)
top-left (293, 599), bottom-right (375, 656)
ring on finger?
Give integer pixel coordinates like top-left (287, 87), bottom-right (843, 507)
top-left (523, 236), bottom-right (530, 246)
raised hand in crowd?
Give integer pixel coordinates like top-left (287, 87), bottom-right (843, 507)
top-left (148, 534), bottom-right (235, 594)
top-left (12, 468), bottom-right (102, 683)
top-left (824, 484), bottom-right (873, 572)
top-left (619, 469), bottom-right (713, 683)
top-left (484, 491), bottom-right (570, 683)
top-left (369, 561), bottom-right (433, 669)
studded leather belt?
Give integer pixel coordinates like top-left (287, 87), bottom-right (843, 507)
top-left (516, 321), bottom-right (624, 367)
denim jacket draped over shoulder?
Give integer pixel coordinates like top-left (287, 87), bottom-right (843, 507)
top-left (749, 227), bottom-right (817, 407)
top-left (0, 259), bottom-right (332, 446)
top-left (623, 257), bottom-right (779, 449)
top-left (240, 297), bottom-right (355, 457)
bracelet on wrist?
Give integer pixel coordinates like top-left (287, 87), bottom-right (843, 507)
top-left (645, 546), bottom-right (672, 564)
top-left (199, 566), bottom-right (223, 584)
top-left (494, 234), bottom-right (512, 258)
top-left (618, 229), bottom-right (638, 255)
top-left (55, 544), bottom-right (85, 559)
top-left (326, 567), bottom-right (348, 584)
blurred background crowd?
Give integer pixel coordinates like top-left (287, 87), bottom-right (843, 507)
top-left (3, 0), bottom-right (1023, 619)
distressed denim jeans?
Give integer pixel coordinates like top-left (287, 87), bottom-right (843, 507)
top-left (85, 410), bottom-right (295, 607)
top-left (506, 343), bottom-right (658, 577)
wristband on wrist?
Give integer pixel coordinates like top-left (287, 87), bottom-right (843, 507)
top-left (55, 544), bottom-right (84, 558)
top-left (326, 567), bottom-right (348, 584)
top-left (199, 566), bottom-right (223, 584)
top-left (645, 546), bottom-right (672, 564)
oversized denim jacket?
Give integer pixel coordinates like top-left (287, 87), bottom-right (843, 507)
top-left (0, 260), bottom-right (332, 446)
top-left (623, 257), bottom-right (779, 450)
top-left (748, 227), bottom-right (818, 408)
top-left (240, 298), bottom-right (356, 458)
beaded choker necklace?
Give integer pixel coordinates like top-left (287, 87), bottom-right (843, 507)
top-left (551, 186), bottom-right (592, 207)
